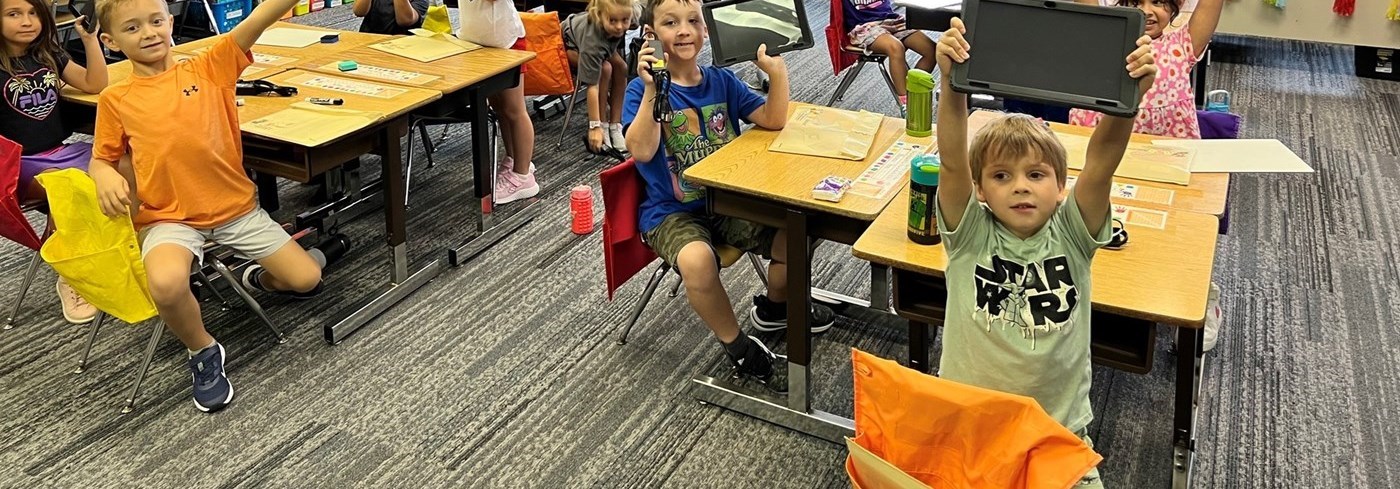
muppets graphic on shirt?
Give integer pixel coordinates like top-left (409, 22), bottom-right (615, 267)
top-left (661, 103), bottom-right (736, 203)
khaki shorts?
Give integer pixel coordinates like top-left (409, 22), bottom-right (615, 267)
top-left (139, 208), bottom-right (292, 265)
top-left (642, 212), bottom-right (776, 268)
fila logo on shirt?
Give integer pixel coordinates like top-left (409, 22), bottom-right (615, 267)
top-left (183, 85), bottom-right (199, 96)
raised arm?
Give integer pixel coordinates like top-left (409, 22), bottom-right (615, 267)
top-left (352, 0), bottom-right (373, 17)
top-left (392, 0), bottom-right (423, 27)
top-left (934, 17), bottom-right (973, 232)
top-left (744, 44), bottom-right (789, 129)
top-left (624, 42), bottom-right (662, 162)
top-left (1074, 35), bottom-right (1157, 235)
top-left (231, 0), bottom-right (303, 51)
top-left (60, 21), bottom-right (108, 93)
top-left (1187, 0), bottom-right (1223, 57)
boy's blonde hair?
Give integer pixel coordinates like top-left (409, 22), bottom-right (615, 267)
top-left (588, 0), bottom-right (634, 26)
top-left (968, 113), bottom-right (1069, 187)
top-left (95, 0), bottom-right (165, 37)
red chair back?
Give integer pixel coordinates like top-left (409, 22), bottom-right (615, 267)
top-left (600, 158), bottom-right (659, 300)
top-left (826, 0), bottom-right (858, 76)
top-left (0, 136), bottom-right (42, 251)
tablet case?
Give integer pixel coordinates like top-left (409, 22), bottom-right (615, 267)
top-left (951, 0), bottom-right (1145, 118)
top-left (702, 0), bottom-right (815, 67)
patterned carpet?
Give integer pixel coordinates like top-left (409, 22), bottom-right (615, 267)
top-left (0, 3), bottom-right (1397, 488)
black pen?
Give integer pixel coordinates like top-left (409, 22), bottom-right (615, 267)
top-left (307, 97), bottom-right (344, 106)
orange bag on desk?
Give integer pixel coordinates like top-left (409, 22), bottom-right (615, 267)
top-left (518, 11), bottom-right (574, 96)
top-left (846, 348), bottom-right (1102, 489)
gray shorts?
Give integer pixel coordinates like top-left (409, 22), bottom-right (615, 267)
top-left (139, 208), bottom-right (292, 265)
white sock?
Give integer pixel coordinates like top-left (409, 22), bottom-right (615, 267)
top-left (188, 340), bottom-right (217, 358)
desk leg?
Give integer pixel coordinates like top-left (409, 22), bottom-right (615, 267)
top-left (908, 320), bottom-right (929, 373)
top-left (447, 88), bottom-right (539, 266)
top-left (785, 208), bottom-right (813, 413)
top-left (685, 207), bottom-right (854, 443)
top-left (323, 121), bottom-right (444, 344)
top-left (254, 171), bottom-right (279, 212)
top-left (870, 263), bottom-right (890, 312)
top-left (1172, 325), bottom-right (1205, 489)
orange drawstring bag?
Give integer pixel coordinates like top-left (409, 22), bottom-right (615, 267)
top-left (847, 348), bottom-right (1102, 489)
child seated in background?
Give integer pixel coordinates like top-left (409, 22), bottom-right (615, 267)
top-left (623, 0), bottom-right (834, 392)
top-left (935, 17), bottom-right (1157, 487)
top-left (1070, 0), bottom-right (1225, 351)
top-left (563, 0), bottom-right (633, 154)
top-left (92, 0), bottom-right (324, 413)
top-left (0, 0), bottom-right (109, 324)
top-left (841, 0), bottom-right (936, 106)
top-left (353, 0), bottom-right (428, 35)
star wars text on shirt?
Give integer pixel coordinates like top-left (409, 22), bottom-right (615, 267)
top-left (973, 254), bottom-right (1079, 349)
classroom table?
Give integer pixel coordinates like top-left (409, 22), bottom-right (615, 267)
top-left (851, 190), bottom-right (1219, 489)
top-left (171, 22), bottom-right (388, 59)
top-left (296, 42), bottom-right (536, 265)
top-left (680, 103), bottom-right (911, 441)
top-left (60, 66), bottom-right (447, 345)
top-left (1049, 120), bottom-right (1231, 217)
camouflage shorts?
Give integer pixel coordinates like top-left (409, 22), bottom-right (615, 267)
top-left (642, 212), bottom-right (776, 268)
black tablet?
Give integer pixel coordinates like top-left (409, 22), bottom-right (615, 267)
top-left (701, 0), bottom-right (815, 67)
top-left (950, 0), bottom-right (1145, 118)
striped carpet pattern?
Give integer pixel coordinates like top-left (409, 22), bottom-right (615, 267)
top-left (0, 3), bottom-right (1396, 487)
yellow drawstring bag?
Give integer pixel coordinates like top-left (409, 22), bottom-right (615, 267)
top-left (422, 0), bottom-right (452, 34)
top-left (36, 169), bottom-right (157, 324)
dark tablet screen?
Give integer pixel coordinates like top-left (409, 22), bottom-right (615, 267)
top-left (965, 1), bottom-right (1131, 101)
top-left (704, 0), bottom-right (814, 66)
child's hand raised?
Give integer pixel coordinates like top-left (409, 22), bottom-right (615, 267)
top-left (753, 44), bottom-right (787, 77)
top-left (935, 17), bottom-right (970, 78)
top-left (1126, 35), bottom-right (1157, 97)
top-left (73, 16), bottom-right (98, 41)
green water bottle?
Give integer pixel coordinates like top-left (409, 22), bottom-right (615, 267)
top-left (907, 154), bottom-right (941, 245)
top-left (905, 69), bottom-right (935, 137)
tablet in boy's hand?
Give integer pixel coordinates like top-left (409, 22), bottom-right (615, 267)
top-left (950, 0), bottom-right (1145, 117)
top-left (702, 0), bottom-right (815, 67)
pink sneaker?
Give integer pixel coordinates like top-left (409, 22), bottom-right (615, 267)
top-left (57, 278), bottom-right (97, 324)
top-left (494, 168), bottom-right (539, 205)
top-left (496, 156), bottom-right (536, 175)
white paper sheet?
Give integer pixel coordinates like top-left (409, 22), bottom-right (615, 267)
top-left (1151, 139), bottom-right (1314, 173)
top-left (256, 28), bottom-right (337, 48)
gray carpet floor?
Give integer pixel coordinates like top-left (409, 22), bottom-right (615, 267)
top-left (1, 3), bottom-right (1398, 488)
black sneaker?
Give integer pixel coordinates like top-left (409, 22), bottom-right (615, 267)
top-left (188, 343), bottom-right (233, 413)
top-left (725, 335), bottom-right (788, 395)
top-left (749, 295), bottom-right (835, 333)
top-left (241, 264), bottom-right (321, 300)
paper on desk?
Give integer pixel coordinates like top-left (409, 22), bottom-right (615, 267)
top-left (1150, 139), bottom-right (1313, 173)
top-left (1058, 133), bottom-right (1194, 185)
top-left (368, 29), bottom-right (481, 62)
top-left (241, 102), bottom-right (385, 147)
top-left (256, 28), bottom-right (337, 48)
top-left (318, 62), bottom-right (440, 86)
top-left (768, 106), bottom-right (883, 160)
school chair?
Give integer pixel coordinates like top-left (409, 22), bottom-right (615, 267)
top-left (824, 0), bottom-right (904, 117)
top-left (600, 159), bottom-right (768, 345)
top-left (1, 135), bottom-right (53, 329)
top-left (4, 203), bottom-right (51, 330)
top-left (74, 241), bottom-right (292, 413)
top-left (404, 110), bottom-right (498, 207)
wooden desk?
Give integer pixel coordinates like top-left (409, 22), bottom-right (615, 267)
top-left (293, 42), bottom-right (534, 267)
top-left (681, 103), bottom-right (909, 444)
top-left (1050, 121), bottom-right (1231, 217)
top-left (59, 65), bottom-right (448, 345)
top-left (59, 57), bottom-right (284, 108)
top-left (172, 23), bottom-right (388, 61)
top-left (851, 188), bottom-right (1218, 489)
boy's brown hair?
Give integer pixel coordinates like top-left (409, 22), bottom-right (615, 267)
top-left (587, 0), bottom-right (634, 28)
top-left (640, 0), bottom-right (696, 28)
top-left (95, 0), bottom-right (167, 37)
top-left (968, 113), bottom-right (1069, 187)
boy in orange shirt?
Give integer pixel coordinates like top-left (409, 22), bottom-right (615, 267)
top-left (90, 0), bottom-right (321, 413)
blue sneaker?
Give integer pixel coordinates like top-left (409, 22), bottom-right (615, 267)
top-left (188, 343), bottom-right (234, 413)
